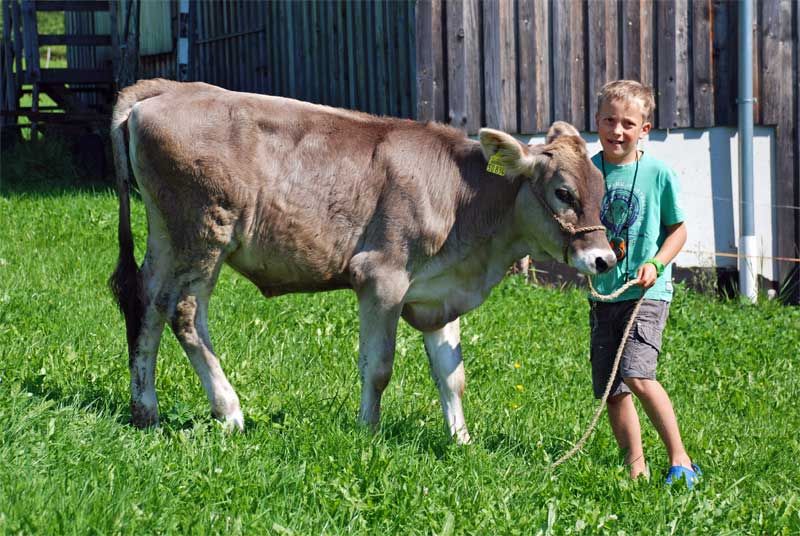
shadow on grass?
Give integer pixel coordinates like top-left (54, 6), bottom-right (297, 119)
top-left (1, 137), bottom-right (114, 198)
top-left (377, 414), bottom-right (455, 458)
top-left (18, 372), bottom-right (271, 435)
top-left (20, 372), bottom-right (130, 425)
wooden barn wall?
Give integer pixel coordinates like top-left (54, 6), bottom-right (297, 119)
top-left (138, 1), bottom-right (178, 80)
top-left (65, 11), bottom-right (101, 107)
top-left (192, 0), bottom-right (417, 118)
top-left (66, 2), bottom-right (177, 94)
top-left (415, 0), bottom-right (799, 300)
top-left (60, 0), bottom-right (798, 298)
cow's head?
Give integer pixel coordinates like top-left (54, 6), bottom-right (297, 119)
top-left (478, 122), bottom-right (616, 275)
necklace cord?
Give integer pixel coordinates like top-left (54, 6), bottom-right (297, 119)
top-left (601, 151), bottom-right (640, 280)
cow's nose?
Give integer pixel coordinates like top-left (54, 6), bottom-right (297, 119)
top-left (595, 257), bottom-right (609, 273)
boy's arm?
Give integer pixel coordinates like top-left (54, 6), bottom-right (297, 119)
top-left (636, 222), bottom-right (687, 288)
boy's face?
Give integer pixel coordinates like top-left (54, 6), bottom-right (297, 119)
top-left (595, 98), bottom-right (651, 165)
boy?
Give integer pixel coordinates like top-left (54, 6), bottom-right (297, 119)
top-left (589, 80), bottom-right (699, 487)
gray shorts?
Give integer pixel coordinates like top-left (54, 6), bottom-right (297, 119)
top-left (589, 299), bottom-right (670, 399)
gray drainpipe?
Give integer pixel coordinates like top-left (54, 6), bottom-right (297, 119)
top-left (738, 0), bottom-right (757, 303)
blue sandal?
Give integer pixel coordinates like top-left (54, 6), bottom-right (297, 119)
top-left (665, 463), bottom-right (702, 489)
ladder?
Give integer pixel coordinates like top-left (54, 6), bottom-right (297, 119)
top-left (1, 0), bottom-right (117, 142)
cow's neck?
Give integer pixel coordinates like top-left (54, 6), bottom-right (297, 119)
top-left (435, 141), bottom-right (539, 282)
top-left (460, 141), bottom-right (540, 247)
top-left (451, 142), bottom-right (524, 242)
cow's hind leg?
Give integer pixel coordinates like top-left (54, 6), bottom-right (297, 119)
top-left (423, 319), bottom-right (470, 444)
top-left (128, 247), bottom-right (171, 428)
top-left (168, 257), bottom-right (244, 431)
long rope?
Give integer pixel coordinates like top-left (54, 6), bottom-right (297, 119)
top-left (549, 277), bottom-right (645, 470)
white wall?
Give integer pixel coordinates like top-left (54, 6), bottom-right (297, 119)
top-left (527, 127), bottom-right (778, 283)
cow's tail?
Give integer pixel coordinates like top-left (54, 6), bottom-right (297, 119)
top-left (108, 79), bottom-right (177, 357)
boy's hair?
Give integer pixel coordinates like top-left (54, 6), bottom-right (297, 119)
top-left (597, 80), bottom-right (655, 122)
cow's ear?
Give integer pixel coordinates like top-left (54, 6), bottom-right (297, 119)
top-left (545, 121), bottom-right (580, 143)
top-left (478, 128), bottom-right (536, 178)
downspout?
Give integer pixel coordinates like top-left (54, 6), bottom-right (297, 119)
top-left (738, 0), bottom-right (757, 303)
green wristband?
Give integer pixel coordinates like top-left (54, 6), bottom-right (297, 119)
top-left (644, 258), bottom-right (665, 277)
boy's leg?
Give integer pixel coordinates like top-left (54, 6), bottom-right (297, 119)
top-left (607, 392), bottom-right (647, 478)
top-left (617, 299), bottom-right (694, 469)
top-left (590, 300), bottom-right (649, 478)
top-left (625, 378), bottom-right (692, 468)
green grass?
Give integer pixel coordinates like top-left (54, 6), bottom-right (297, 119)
top-left (0, 175), bottom-right (798, 534)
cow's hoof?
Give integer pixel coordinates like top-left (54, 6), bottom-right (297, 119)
top-left (454, 429), bottom-right (472, 445)
top-left (220, 410), bottom-right (245, 433)
top-left (130, 403), bottom-right (159, 429)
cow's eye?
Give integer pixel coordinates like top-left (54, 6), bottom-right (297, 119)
top-left (555, 188), bottom-right (575, 206)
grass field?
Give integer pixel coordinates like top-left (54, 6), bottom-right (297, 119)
top-left (0, 169), bottom-right (798, 534)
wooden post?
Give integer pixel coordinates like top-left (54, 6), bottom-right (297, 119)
top-left (117, 0), bottom-right (139, 89)
top-left (109, 0), bottom-right (119, 90)
top-left (11, 1), bottom-right (24, 91)
top-left (20, 0), bottom-right (40, 138)
top-left (2, 0), bottom-right (19, 140)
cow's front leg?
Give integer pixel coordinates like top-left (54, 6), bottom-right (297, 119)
top-left (423, 318), bottom-right (471, 444)
top-left (354, 271), bottom-right (408, 430)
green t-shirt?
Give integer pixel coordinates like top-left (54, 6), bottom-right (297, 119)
top-left (589, 151), bottom-right (685, 302)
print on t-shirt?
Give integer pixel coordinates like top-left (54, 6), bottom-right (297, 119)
top-left (600, 187), bottom-right (641, 237)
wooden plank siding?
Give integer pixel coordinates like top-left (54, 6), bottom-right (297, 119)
top-left (656, 0), bottom-right (691, 129)
top-left (621, 0), bottom-right (655, 90)
top-left (53, 0), bottom-right (800, 297)
top-left (551, 0), bottom-right (585, 131)
top-left (410, 0), bottom-right (796, 296)
top-left (518, 0), bottom-right (550, 133)
top-left (691, 0), bottom-right (714, 128)
top-left (760, 0), bottom-right (798, 302)
top-left (712, 0), bottom-right (738, 125)
top-left (183, 0), bottom-right (420, 118)
top-left (482, 0), bottom-right (516, 131)
top-left (587, 0), bottom-right (619, 123)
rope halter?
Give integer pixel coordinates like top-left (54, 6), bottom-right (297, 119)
top-left (532, 185), bottom-right (607, 264)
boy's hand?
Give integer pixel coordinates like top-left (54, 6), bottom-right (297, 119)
top-left (636, 222), bottom-right (687, 290)
top-left (636, 263), bottom-right (659, 289)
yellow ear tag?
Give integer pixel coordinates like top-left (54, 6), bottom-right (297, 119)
top-left (486, 153), bottom-right (506, 176)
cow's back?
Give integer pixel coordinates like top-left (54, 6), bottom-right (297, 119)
top-left (124, 82), bottom-right (462, 296)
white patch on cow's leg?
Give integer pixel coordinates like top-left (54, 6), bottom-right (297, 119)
top-left (423, 318), bottom-right (471, 444)
top-left (194, 290), bottom-right (244, 432)
top-left (171, 283), bottom-right (243, 432)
